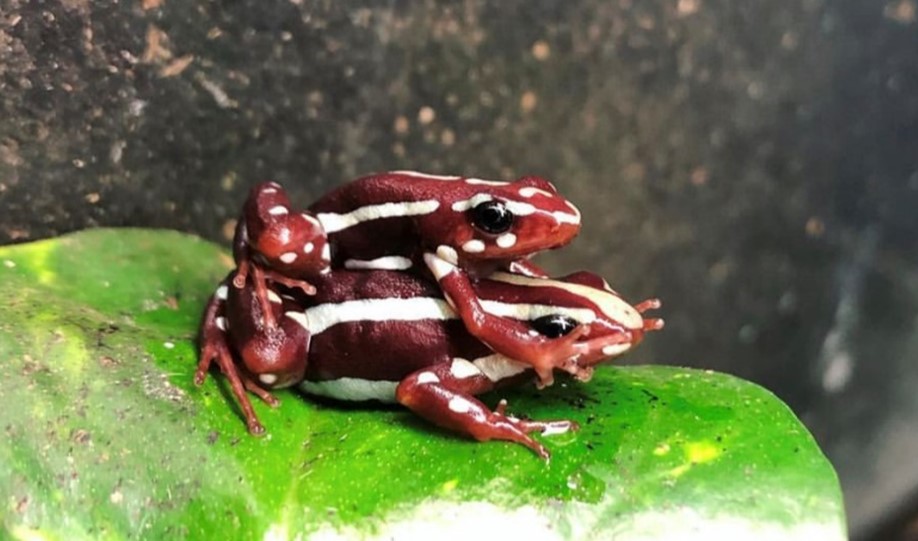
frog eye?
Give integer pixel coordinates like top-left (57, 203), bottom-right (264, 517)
top-left (531, 314), bottom-right (579, 338)
top-left (471, 200), bottom-right (514, 234)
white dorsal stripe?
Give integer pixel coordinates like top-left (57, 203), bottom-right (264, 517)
top-left (285, 296), bottom-right (599, 334)
top-left (344, 256), bottom-right (413, 270)
top-left (388, 171), bottom-right (461, 181)
top-left (286, 298), bottom-right (455, 334)
top-left (489, 272), bottom-right (642, 328)
top-left (299, 378), bottom-right (399, 402)
top-left (316, 200), bottom-right (440, 233)
top-left (465, 177), bottom-right (509, 186)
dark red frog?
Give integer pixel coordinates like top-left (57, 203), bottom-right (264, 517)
top-left (231, 172), bottom-right (591, 384)
top-left (197, 267), bottom-right (662, 458)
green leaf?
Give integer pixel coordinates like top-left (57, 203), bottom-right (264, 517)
top-left (0, 229), bottom-right (846, 540)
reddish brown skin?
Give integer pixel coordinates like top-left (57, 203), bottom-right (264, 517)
top-left (196, 269), bottom-right (662, 458)
top-left (231, 182), bottom-right (331, 328)
top-left (308, 173), bottom-right (579, 266)
top-left (237, 174), bottom-right (589, 383)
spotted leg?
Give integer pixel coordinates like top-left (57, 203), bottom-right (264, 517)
top-left (396, 360), bottom-right (578, 459)
top-left (232, 181), bottom-right (331, 328)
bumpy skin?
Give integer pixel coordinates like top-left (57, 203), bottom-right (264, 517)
top-left (231, 182), bottom-right (331, 328)
top-left (197, 268), bottom-right (663, 458)
top-left (305, 171), bottom-right (587, 384)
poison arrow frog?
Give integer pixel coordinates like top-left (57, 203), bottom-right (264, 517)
top-left (232, 172), bottom-right (589, 385)
top-left (197, 267), bottom-right (662, 458)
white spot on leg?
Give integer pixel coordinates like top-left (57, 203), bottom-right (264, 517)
top-left (416, 371), bottom-right (440, 384)
top-left (448, 396), bottom-right (475, 414)
top-left (215, 285), bottom-right (228, 300)
top-left (259, 373), bottom-right (278, 385)
top-left (215, 316), bottom-right (227, 331)
top-left (424, 253), bottom-right (458, 280)
top-left (267, 290), bottom-right (282, 304)
top-left (462, 240), bottom-right (486, 253)
top-left (321, 243), bottom-right (331, 261)
top-left (496, 233), bottom-right (517, 248)
top-left (268, 205), bottom-right (289, 216)
top-left (436, 245), bottom-right (459, 265)
top-left (280, 252), bottom-right (297, 264)
top-left (450, 358), bottom-right (482, 379)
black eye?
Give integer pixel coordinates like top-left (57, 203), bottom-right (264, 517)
top-left (471, 200), bottom-right (514, 234)
top-left (531, 314), bottom-right (579, 338)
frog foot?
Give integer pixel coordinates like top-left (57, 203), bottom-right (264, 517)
top-left (196, 289), bottom-right (267, 435)
top-left (396, 370), bottom-right (577, 460)
top-left (197, 332), bottom-right (266, 436)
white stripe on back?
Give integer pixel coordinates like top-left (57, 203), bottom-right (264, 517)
top-left (388, 171), bottom-right (461, 181)
top-left (316, 200), bottom-right (440, 233)
top-left (285, 296), bottom-right (597, 334)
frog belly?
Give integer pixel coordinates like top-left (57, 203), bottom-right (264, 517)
top-left (299, 378), bottom-right (400, 402)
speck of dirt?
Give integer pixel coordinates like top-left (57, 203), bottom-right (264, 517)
top-left (417, 106), bottom-right (436, 125)
top-left (99, 355), bottom-right (119, 368)
top-left (72, 428), bottom-right (92, 444)
top-left (207, 431), bottom-right (220, 445)
top-left (531, 40), bottom-right (550, 61)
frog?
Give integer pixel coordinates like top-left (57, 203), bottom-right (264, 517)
top-left (232, 171), bottom-right (590, 386)
top-left (197, 267), bottom-right (662, 458)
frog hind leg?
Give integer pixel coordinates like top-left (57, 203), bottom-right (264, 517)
top-left (395, 360), bottom-right (579, 460)
top-left (197, 274), bottom-right (310, 435)
top-left (232, 182), bottom-right (331, 329)
top-left (225, 276), bottom-right (312, 391)
top-left (196, 278), bottom-right (270, 435)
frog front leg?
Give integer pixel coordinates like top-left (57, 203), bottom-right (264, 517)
top-left (233, 182), bottom-right (331, 328)
top-left (395, 359), bottom-right (578, 459)
top-left (425, 252), bottom-right (602, 385)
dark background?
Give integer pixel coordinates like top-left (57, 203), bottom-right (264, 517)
top-left (2, 1), bottom-right (917, 538)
